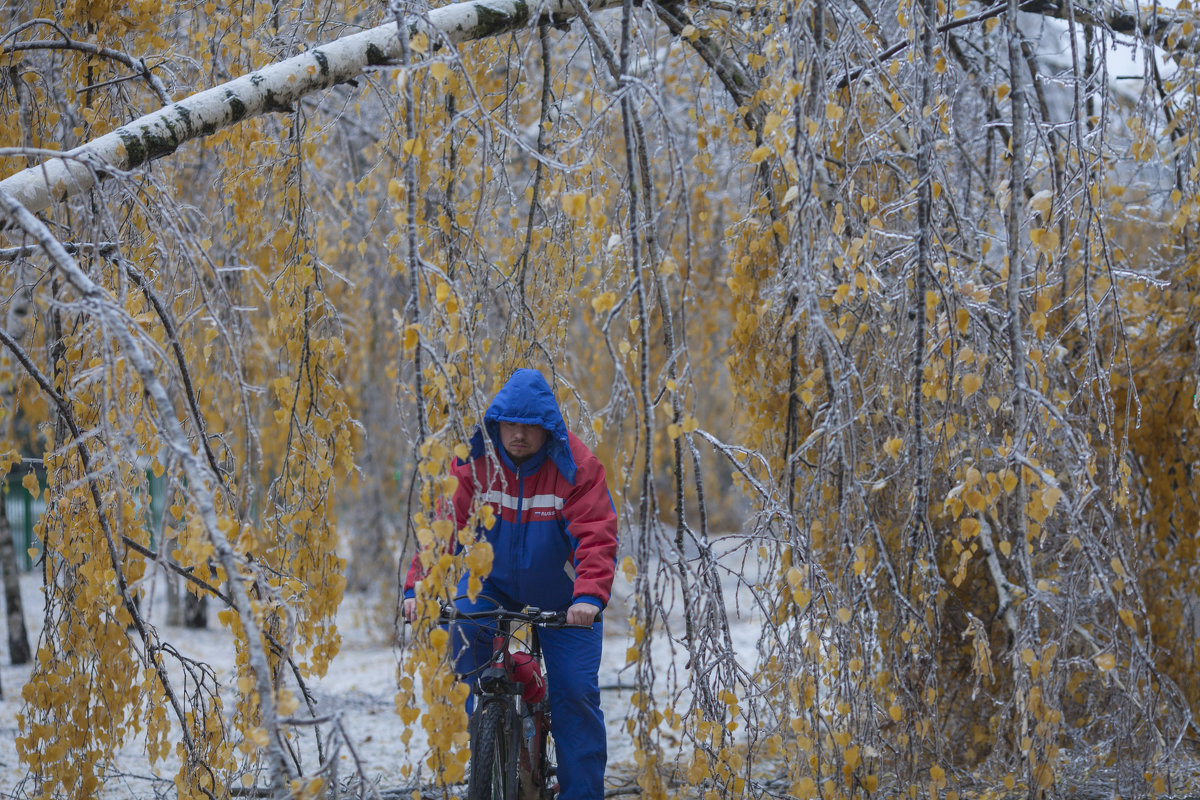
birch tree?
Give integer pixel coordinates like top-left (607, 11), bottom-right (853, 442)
top-left (2, 0), bottom-right (1199, 797)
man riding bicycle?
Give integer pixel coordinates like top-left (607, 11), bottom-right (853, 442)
top-left (403, 368), bottom-right (619, 800)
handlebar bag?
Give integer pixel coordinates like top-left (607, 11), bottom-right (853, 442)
top-left (511, 652), bottom-right (546, 703)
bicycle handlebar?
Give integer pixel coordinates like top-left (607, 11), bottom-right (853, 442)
top-left (437, 602), bottom-right (595, 629)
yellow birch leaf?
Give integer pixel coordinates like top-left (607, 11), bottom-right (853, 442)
top-left (621, 556), bottom-right (636, 581)
top-left (884, 437), bottom-right (904, 459)
top-left (561, 192), bottom-right (587, 219)
top-left (786, 567), bottom-right (802, 589)
top-left (591, 292), bottom-right (617, 314)
top-left (956, 307), bottom-right (969, 333)
top-left (962, 373), bottom-right (983, 396)
top-left (1042, 486), bottom-right (1062, 514)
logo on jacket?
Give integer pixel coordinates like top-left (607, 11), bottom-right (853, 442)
top-left (531, 509), bottom-right (558, 519)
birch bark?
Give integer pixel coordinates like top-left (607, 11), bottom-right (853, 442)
top-left (0, 0), bottom-right (624, 221)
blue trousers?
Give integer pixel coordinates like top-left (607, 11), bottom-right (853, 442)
top-left (449, 576), bottom-right (606, 800)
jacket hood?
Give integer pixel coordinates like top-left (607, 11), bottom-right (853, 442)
top-left (467, 369), bottom-right (577, 483)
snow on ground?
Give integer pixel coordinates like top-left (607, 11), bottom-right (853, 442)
top-left (0, 537), bottom-right (770, 798)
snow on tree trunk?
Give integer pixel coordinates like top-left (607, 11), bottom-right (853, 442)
top-left (0, 0), bottom-right (623, 221)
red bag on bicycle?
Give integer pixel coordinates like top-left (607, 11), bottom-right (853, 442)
top-left (511, 652), bottom-right (546, 703)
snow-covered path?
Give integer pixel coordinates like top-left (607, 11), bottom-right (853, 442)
top-left (0, 539), bottom-right (770, 797)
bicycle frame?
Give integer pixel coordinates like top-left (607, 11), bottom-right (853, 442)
top-left (440, 603), bottom-right (571, 800)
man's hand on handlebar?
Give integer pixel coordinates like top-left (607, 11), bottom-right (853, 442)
top-left (566, 602), bottom-right (599, 627)
top-left (402, 597), bottom-right (416, 623)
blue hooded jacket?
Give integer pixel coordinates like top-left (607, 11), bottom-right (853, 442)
top-left (406, 369), bottom-right (618, 611)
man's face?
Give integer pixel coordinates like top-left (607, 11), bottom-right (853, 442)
top-left (498, 421), bottom-right (547, 464)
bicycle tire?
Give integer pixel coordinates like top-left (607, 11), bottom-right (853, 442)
top-left (468, 700), bottom-right (519, 800)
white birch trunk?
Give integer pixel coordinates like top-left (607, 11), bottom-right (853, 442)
top-left (0, 0), bottom-right (622, 219)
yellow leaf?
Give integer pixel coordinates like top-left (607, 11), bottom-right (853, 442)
top-left (962, 373), bottom-right (982, 396)
top-left (591, 291), bottom-right (617, 314)
top-left (884, 437), bottom-right (904, 459)
top-left (430, 61), bottom-right (448, 82)
top-left (749, 146), bottom-right (771, 164)
top-left (836, 607), bottom-right (852, 623)
top-left (561, 192), bottom-right (587, 219)
top-left (621, 556), bottom-right (636, 581)
top-left (1042, 486), bottom-right (1062, 514)
top-left (1031, 310), bottom-right (1047, 339)
top-left (956, 307), bottom-right (969, 334)
top-left (786, 567), bottom-right (802, 589)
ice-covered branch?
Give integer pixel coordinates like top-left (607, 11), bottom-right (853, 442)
top-left (0, 0), bottom-right (624, 220)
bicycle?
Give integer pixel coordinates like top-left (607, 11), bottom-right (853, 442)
top-left (438, 602), bottom-right (583, 800)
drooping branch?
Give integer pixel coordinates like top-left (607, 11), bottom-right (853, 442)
top-left (0, 186), bottom-right (294, 791)
top-left (1, 19), bottom-right (171, 104)
top-left (0, 0), bottom-right (625, 220)
top-left (836, 0), bottom-right (1196, 89)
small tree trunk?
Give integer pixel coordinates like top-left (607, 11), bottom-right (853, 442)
top-left (166, 568), bottom-right (182, 626)
top-left (0, 493), bottom-right (31, 666)
top-left (183, 588), bottom-right (207, 629)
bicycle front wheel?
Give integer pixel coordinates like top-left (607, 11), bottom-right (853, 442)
top-left (468, 700), bottom-right (519, 800)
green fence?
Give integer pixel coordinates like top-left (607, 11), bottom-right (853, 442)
top-left (3, 468), bottom-right (165, 573)
top-left (5, 472), bottom-right (44, 572)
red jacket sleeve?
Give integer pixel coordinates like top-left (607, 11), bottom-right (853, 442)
top-left (563, 434), bottom-right (618, 607)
